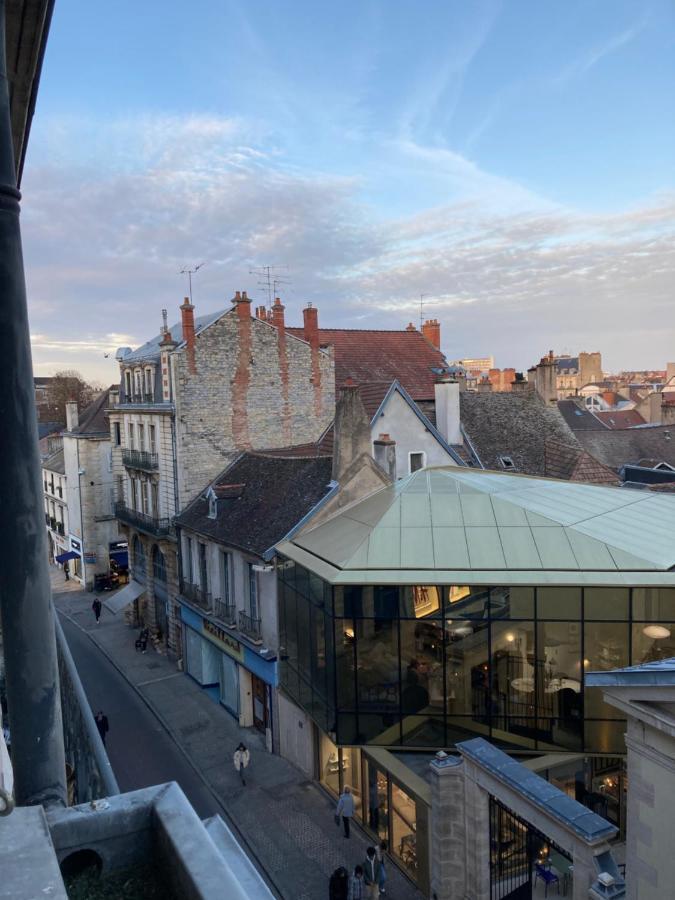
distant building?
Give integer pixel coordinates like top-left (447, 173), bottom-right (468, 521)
top-left (455, 355), bottom-right (495, 371)
top-left (530, 351), bottom-right (604, 401)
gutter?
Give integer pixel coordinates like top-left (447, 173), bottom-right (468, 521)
top-left (262, 479), bottom-right (339, 562)
top-left (460, 423), bottom-right (485, 469)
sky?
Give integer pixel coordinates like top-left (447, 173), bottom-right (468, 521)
top-left (22, 0), bottom-right (675, 383)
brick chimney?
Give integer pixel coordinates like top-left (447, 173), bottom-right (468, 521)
top-left (303, 303), bottom-right (319, 350)
top-left (373, 433), bottom-right (396, 480)
top-left (534, 351), bottom-right (557, 405)
top-left (422, 318), bottom-right (441, 350)
top-left (271, 297), bottom-right (285, 331)
top-left (65, 400), bottom-right (78, 431)
top-left (233, 290), bottom-right (252, 320)
top-left (180, 297), bottom-right (196, 374)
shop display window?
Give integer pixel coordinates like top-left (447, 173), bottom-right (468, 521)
top-left (319, 732), bottom-right (341, 797)
top-left (391, 782), bottom-right (417, 879)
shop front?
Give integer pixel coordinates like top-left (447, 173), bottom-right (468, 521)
top-left (180, 604), bottom-right (277, 746)
top-left (316, 728), bottom-right (430, 893)
top-left (68, 537), bottom-right (82, 581)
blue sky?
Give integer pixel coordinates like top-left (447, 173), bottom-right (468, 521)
top-left (23, 0), bottom-right (675, 380)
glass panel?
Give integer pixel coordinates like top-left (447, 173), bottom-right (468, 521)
top-left (309, 572), bottom-right (325, 607)
top-left (365, 758), bottom-right (389, 842)
top-left (374, 585), bottom-right (400, 619)
top-left (325, 612), bottom-right (335, 709)
top-left (633, 588), bottom-right (675, 621)
top-left (491, 621), bottom-right (536, 743)
top-left (399, 619), bottom-right (443, 717)
top-left (632, 622), bottom-right (675, 664)
top-left (318, 731), bottom-right (341, 797)
top-left (447, 585), bottom-right (489, 619)
top-left (537, 587), bottom-right (581, 620)
top-left (584, 623), bottom-right (629, 718)
top-left (537, 622), bottom-right (582, 750)
top-left (295, 563), bottom-right (309, 599)
top-left (391, 783), bottom-right (418, 882)
top-left (296, 591), bottom-right (311, 684)
top-left (491, 586), bottom-right (534, 619)
top-left (446, 618), bottom-right (489, 719)
top-left (336, 712), bottom-right (359, 745)
top-left (283, 582), bottom-right (299, 680)
top-left (400, 585), bottom-right (442, 619)
top-left (277, 556), bottom-right (295, 588)
top-left (584, 588), bottom-right (628, 620)
top-left (355, 617), bottom-right (399, 742)
top-left (584, 721), bottom-right (627, 755)
top-left (335, 618), bottom-right (356, 709)
top-left (311, 603), bottom-right (327, 704)
top-left (401, 715), bottom-right (445, 747)
top-left (341, 748), bottom-right (362, 820)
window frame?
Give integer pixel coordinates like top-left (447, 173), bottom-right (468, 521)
top-left (408, 450), bottom-right (426, 474)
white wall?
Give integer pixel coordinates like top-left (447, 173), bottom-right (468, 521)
top-left (372, 389), bottom-right (459, 478)
top-left (278, 693), bottom-right (314, 778)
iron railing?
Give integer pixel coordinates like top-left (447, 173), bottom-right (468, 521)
top-left (213, 598), bottom-right (237, 626)
top-left (238, 610), bottom-right (262, 642)
top-left (122, 448), bottom-right (159, 471)
top-left (114, 501), bottom-right (172, 537)
top-left (180, 581), bottom-right (212, 611)
top-left (123, 392), bottom-right (156, 404)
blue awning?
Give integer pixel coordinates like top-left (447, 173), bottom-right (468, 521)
top-left (55, 550), bottom-right (79, 563)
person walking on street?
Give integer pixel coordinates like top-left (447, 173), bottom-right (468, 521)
top-left (92, 598), bottom-right (102, 624)
top-left (336, 784), bottom-right (355, 838)
top-left (363, 847), bottom-right (380, 899)
top-left (63, 562), bottom-right (70, 581)
top-left (376, 840), bottom-right (388, 895)
top-left (329, 866), bottom-right (349, 900)
top-left (94, 710), bottom-right (109, 746)
top-left (348, 865), bottom-right (365, 900)
top-left (233, 742), bottom-right (250, 785)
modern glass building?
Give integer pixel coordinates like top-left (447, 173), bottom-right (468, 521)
top-left (277, 467), bottom-right (675, 873)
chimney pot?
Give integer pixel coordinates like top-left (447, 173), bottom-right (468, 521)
top-left (422, 318), bottom-right (441, 350)
top-left (406, 322), bottom-right (416, 332)
top-left (302, 304), bottom-right (319, 349)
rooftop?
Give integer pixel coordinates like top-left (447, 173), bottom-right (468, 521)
top-left (42, 447), bottom-right (64, 475)
top-left (121, 310), bottom-right (225, 363)
top-left (586, 657), bottom-right (675, 687)
top-left (286, 326), bottom-right (450, 400)
top-left (278, 466), bottom-right (675, 586)
top-left (69, 388), bottom-right (115, 436)
top-left (574, 425), bottom-right (675, 471)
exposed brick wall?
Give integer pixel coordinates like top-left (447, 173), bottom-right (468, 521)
top-left (173, 307), bottom-right (334, 505)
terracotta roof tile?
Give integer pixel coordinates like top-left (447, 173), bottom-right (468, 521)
top-left (593, 409), bottom-right (646, 428)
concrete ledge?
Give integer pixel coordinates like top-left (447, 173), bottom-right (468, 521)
top-left (0, 806), bottom-right (67, 900)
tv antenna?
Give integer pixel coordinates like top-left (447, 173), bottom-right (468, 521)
top-left (179, 262), bottom-right (206, 304)
top-left (419, 293), bottom-right (429, 329)
top-left (249, 265), bottom-right (291, 309)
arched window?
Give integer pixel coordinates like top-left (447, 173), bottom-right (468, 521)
top-left (152, 545), bottom-right (166, 582)
top-left (133, 535), bottom-right (146, 584)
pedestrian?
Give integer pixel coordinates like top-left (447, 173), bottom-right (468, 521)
top-left (94, 710), bottom-right (109, 747)
top-left (233, 741), bottom-right (250, 785)
top-left (329, 866), bottom-right (349, 900)
top-left (336, 784), bottom-right (355, 838)
top-left (363, 847), bottom-right (380, 899)
top-left (348, 865), bottom-right (365, 900)
top-left (376, 840), bottom-right (387, 895)
top-left (92, 598), bottom-right (102, 624)
top-left (63, 561), bottom-right (70, 581)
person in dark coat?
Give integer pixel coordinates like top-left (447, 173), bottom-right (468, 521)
top-left (63, 562), bottom-right (70, 581)
top-left (94, 710), bottom-right (109, 746)
top-left (92, 598), bottom-right (102, 624)
top-left (329, 866), bottom-right (349, 900)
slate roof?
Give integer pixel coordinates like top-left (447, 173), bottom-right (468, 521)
top-left (70, 388), bottom-right (114, 436)
top-left (459, 392), bottom-right (581, 476)
top-left (593, 409), bottom-right (646, 429)
top-left (38, 421), bottom-right (62, 440)
top-left (574, 426), bottom-right (675, 472)
top-left (121, 310), bottom-right (225, 363)
top-left (457, 738), bottom-right (616, 843)
top-left (586, 657), bottom-right (675, 687)
top-left (278, 466), bottom-right (675, 586)
top-left (557, 400), bottom-right (606, 431)
top-left (175, 452), bottom-right (334, 557)
top-left (285, 327), bottom-right (449, 400)
top-left (543, 440), bottom-right (620, 485)
top-left (555, 356), bottom-right (579, 372)
top-left (42, 447), bottom-right (65, 475)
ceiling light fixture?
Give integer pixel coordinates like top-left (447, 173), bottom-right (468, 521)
top-left (643, 624), bottom-right (671, 640)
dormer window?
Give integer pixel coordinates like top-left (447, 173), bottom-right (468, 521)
top-left (499, 456), bottom-right (515, 470)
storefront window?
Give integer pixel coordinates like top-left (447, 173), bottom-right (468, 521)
top-left (584, 588), bottom-right (628, 620)
top-left (537, 587), bottom-right (581, 620)
top-left (364, 758), bottom-right (389, 842)
top-left (356, 616), bottom-right (399, 743)
top-left (631, 622), bottom-right (675, 665)
top-left (319, 732), bottom-right (341, 797)
top-left (492, 586), bottom-right (534, 619)
top-left (491, 620), bottom-right (536, 747)
top-left (342, 747), bottom-right (362, 821)
top-left (633, 588), bottom-right (675, 621)
top-left (335, 618), bottom-right (356, 711)
top-left (391, 782), bottom-right (417, 879)
top-left (584, 622), bottom-right (628, 718)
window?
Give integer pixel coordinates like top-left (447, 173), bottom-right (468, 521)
top-left (184, 536), bottom-right (193, 583)
top-left (409, 451), bottom-right (425, 473)
top-left (248, 563), bottom-right (259, 620)
top-left (113, 422), bottom-right (121, 445)
top-left (144, 368), bottom-right (153, 398)
top-left (115, 475), bottom-right (124, 504)
top-left (134, 371), bottom-right (142, 397)
top-left (220, 552), bottom-right (231, 604)
top-left (208, 491), bottom-right (217, 519)
top-left (199, 543), bottom-right (208, 593)
top-left (151, 482), bottom-right (159, 517)
top-left (128, 423), bottom-right (135, 450)
top-left (124, 370), bottom-right (132, 399)
top-left (152, 545), bottom-right (167, 582)
top-left (149, 424), bottom-right (156, 454)
top-left (141, 481), bottom-right (150, 515)
top-left (499, 456), bottom-right (515, 470)
top-left (138, 423), bottom-right (145, 451)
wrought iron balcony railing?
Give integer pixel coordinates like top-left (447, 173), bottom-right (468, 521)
top-left (179, 581), bottom-right (212, 611)
top-left (238, 611), bottom-right (262, 643)
top-left (122, 448), bottom-right (159, 471)
top-left (213, 599), bottom-right (237, 626)
top-left (114, 501), bottom-right (172, 538)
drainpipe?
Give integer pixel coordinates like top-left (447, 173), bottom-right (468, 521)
top-left (0, 2), bottom-right (67, 807)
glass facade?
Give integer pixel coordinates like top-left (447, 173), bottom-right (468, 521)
top-left (279, 559), bottom-right (675, 753)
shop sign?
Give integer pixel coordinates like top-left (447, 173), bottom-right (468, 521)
top-left (70, 537), bottom-right (82, 553)
top-left (84, 553), bottom-right (96, 564)
top-left (202, 618), bottom-right (244, 662)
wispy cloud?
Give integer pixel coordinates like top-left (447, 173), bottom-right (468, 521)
top-left (554, 21), bottom-right (646, 86)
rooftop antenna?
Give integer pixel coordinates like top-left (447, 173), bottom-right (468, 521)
top-left (419, 293), bottom-right (429, 329)
top-left (249, 265), bottom-right (290, 310)
top-left (179, 261), bottom-right (206, 304)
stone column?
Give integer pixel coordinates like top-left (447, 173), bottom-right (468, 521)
top-left (429, 752), bottom-right (467, 900)
top-left (463, 760), bottom-right (491, 900)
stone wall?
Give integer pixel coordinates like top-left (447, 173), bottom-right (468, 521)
top-left (173, 306), bottom-right (334, 506)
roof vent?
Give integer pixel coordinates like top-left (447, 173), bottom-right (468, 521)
top-left (499, 456), bottom-right (515, 470)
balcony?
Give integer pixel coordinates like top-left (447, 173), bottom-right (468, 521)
top-left (180, 581), bottom-right (212, 612)
top-left (122, 448), bottom-right (159, 471)
top-left (124, 392), bottom-right (157, 405)
top-left (213, 598), bottom-right (236, 627)
top-left (114, 501), bottom-right (172, 538)
top-left (55, 521), bottom-right (65, 536)
top-left (238, 610), bottom-right (262, 643)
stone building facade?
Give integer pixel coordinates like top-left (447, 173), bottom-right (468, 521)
top-left (109, 292), bottom-right (335, 649)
